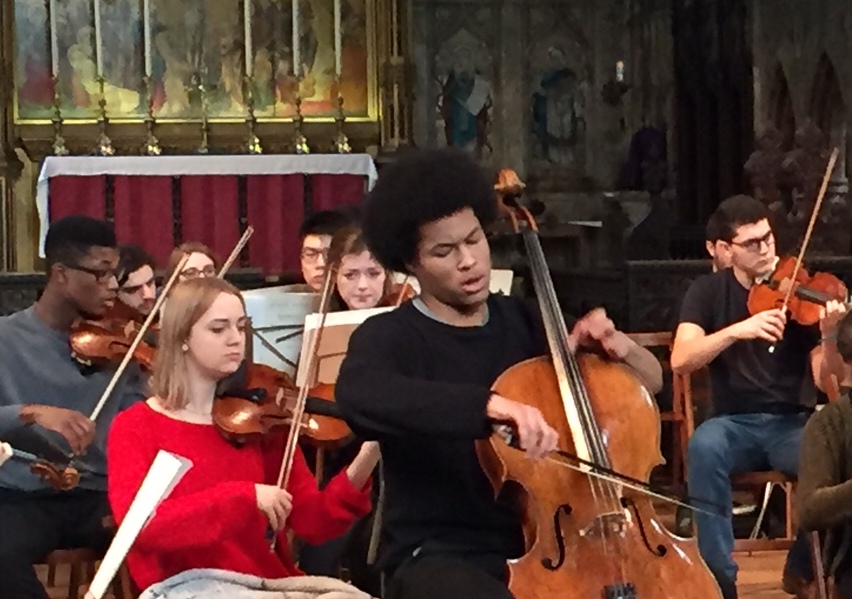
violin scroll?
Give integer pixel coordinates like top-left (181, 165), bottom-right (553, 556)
top-left (29, 460), bottom-right (81, 491)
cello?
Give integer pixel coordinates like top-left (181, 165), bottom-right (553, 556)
top-left (476, 176), bottom-right (723, 599)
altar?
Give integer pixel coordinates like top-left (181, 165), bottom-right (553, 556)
top-left (36, 154), bottom-right (378, 275)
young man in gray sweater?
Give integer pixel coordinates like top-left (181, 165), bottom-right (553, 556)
top-left (0, 216), bottom-right (147, 599)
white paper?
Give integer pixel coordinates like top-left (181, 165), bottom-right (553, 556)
top-left (391, 269), bottom-right (514, 296)
top-left (85, 451), bottom-right (192, 599)
top-left (243, 286), bottom-right (320, 378)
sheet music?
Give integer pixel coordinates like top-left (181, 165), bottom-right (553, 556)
top-left (295, 307), bottom-right (392, 388)
top-left (243, 286), bottom-right (320, 378)
top-left (85, 451), bottom-right (192, 599)
top-left (391, 269), bottom-right (514, 296)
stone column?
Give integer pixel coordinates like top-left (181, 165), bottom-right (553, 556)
top-left (496, 0), bottom-right (527, 175)
top-left (0, 0), bottom-right (23, 271)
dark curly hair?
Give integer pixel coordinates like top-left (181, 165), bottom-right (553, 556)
top-left (362, 148), bottom-right (497, 273)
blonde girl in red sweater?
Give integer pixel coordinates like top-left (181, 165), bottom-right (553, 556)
top-left (106, 277), bottom-right (379, 596)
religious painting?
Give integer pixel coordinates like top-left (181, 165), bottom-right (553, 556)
top-left (527, 6), bottom-right (590, 166)
top-left (434, 25), bottom-right (494, 158)
top-left (13, 0), bottom-right (376, 123)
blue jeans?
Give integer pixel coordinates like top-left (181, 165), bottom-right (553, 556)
top-left (687, 412), bottom-right (812, 585)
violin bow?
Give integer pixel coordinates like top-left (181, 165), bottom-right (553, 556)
top-left (217, 226), bottom-right (255, 278)
top-left (779, 147), bottom-right (838, 313)
top-left (88, 254), bottom-right (189, 422)
top-left (269, 268), bottom-right (337, 550)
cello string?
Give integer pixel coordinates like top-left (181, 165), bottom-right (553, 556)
top-left (538, 278), bottom-right (628, 580)
top-left (523, 231), bottom-right (619, 568)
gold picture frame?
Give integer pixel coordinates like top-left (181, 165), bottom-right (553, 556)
top-left (13, 0), bottom-right (378, 124)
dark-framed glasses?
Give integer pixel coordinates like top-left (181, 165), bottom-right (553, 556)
top-left (731, 231), bottom-right (774, 253)
top-left (180, 265), bottom-right (217, 279)
top-left (64, 264), bottom-right (118, 284)
top-left (301, 247), bottom-right (329, 262)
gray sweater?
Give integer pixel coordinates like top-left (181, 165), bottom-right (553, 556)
top-left (0, 306), bottom-right (147, 492)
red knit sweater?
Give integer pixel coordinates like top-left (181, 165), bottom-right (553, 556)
top-left (106, 401), bottom-right (372, 591)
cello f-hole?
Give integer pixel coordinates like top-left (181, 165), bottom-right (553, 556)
top-left (622, 498), bottom-right (667, 558)
top-left (541, 504), bottom-right (573, 571)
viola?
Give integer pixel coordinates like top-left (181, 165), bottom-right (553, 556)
top-left (748, 256), bottom-right (848, 326)
top-left (475, 169), bottom-right (722, 599)
top-left (213, 362), bottom-right (352, 448)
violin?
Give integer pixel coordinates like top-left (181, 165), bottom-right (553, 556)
top-left (3, 443), bottom-right (85, 491)
top-left (213, 362), bottom-right (352, 448)
top-left (379, 281), bottom-right (417, 307)
top-left (70, 301), bottom-right (158, 371)
top-left (748, 256), bottom-right (847, 326)
top-left (475, 169), bottom-right (722, 599)
top-left (747, 148), bottom-right (845, 329)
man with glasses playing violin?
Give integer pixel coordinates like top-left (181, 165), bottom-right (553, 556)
top-left (0, 216), bottom-right (147, 599)
top-left (671, 194), bottom-right (843, 599)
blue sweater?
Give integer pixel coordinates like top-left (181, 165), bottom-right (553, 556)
top-left (0, 306), bottom-right (147, 492)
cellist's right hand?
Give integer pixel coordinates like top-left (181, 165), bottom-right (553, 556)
top-left (486, 394), bottom-right (559, 460)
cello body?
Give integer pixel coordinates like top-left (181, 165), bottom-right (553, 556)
top-left (477, 354), bottom-right (722, 599)
top-left (481, 169), bottom-right (723, 599)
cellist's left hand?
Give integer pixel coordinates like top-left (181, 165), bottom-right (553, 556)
top-left (568, 308), bottom-right (632, 359)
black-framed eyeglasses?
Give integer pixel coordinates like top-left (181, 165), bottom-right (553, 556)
top-left (731, 231), bottom-right (774, 253)
top-left (301, 247), bottom-right (329, 262)
top-left (180, 265), bottom-right (217, 279)
top-left (64, 264), bottom-right (118, 284)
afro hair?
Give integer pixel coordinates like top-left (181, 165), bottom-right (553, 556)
top-left (362, 147), bottom-right (497, 273)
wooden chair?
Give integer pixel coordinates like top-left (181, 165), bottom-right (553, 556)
top-left (675, 367), bottom-right (798, 553)
top-left (41, 515), bottom-right (137, 599)
top-left (39, 547), bottom-right (136, 599)
top-left (627, 331), bottom-right (688, 490)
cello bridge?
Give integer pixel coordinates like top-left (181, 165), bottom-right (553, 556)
top-left (579, 511), bottom-right (629, 539)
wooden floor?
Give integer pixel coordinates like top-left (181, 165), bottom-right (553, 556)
top-left (38, 551), bottom-right (792, 598)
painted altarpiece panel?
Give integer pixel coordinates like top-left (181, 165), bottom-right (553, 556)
top-left (13, 0), bottom-right (376, 122)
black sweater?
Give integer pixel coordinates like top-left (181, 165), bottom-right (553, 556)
top-left (335, 294), bottom-right (554, 574)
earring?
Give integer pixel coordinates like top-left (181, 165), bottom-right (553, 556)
top-left (181, 344), bottom-right (189, 352)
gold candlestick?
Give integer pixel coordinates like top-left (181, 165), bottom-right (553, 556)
top-left (244, 75), bottom-right (262, 154)
top-left (291, 89), bottom-right (310, 154)
top-left (195, 72), bottom-right (209, 154)
top-left (141, 76), bottom-right (161, 155)
top-left (94, 77), bottom-right (114, 156)
top-left (51, 76), bottom-right (69, 156)
top-left (332, 80), bottom-right (351, 154)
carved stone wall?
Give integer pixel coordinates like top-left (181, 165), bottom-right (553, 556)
top-left (410, 0), bottom-right (643, 189)
top-left (751, 0), bottom-right (852, 254)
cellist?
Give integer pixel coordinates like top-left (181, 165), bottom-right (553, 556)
top-left (0, 216), bottom-right (147, 599)
top-left (671, 194), bottom-right (844, 599)
top-left (335, 148), bottom-right (663, 599)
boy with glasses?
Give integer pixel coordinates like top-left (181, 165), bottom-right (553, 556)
top-left (671, 194), bottom-right (842, 599)
top-left (0, 216), bottom-right (147, 599)
top-left (298, 210), bottom-right (355, 292)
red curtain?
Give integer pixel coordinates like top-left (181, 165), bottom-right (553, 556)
top-left (311, 174), bottom-right (367, 212)
top-left (112, 176), bottom-right (174, 265)
top-left (247, 175), bottom-right (305, 275)
top-left (179, 176), bottom-right (240, 264)
top-left (48, 176), bottom-right (106, 221)
top-left (47, 172), bottom-right (370, 276)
